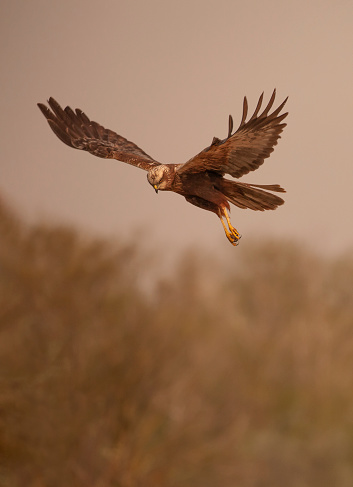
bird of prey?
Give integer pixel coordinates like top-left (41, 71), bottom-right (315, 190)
top-left (37, 90), bottom-right (288, 246)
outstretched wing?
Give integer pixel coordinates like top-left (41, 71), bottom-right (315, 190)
top-left (37, 98), bottom-right (161, 171)
top-left (177, 90), bottom-right (288, 178)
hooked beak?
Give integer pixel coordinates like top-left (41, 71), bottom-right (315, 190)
top-left (153, 185), bottom-right (159, 194)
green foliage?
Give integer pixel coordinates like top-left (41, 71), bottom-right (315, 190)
top-left (1, 197), bottom-right (353, 486)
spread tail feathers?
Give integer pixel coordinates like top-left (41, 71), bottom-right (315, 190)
top-left (221, 180), bottom-right (285, 211)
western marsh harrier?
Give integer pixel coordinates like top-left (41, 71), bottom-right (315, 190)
top-left (38, 90), bottom-right (288, 246)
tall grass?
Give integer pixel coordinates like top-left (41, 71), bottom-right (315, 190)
top-left (1, 196), bottom-right (353, 486)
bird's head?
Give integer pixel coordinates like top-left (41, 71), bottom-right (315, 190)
top-left (147, 165), bottom-right (169, 193)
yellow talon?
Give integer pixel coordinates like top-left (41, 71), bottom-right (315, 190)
top-left (219, 207), bottom-right (241, 246)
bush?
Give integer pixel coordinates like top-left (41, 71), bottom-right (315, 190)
top-left (1, 196), bottom-right (353, 486)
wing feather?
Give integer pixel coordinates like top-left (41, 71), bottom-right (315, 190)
top-left (177, 89), bottom-right (288, 179)
top-left (239, 96), bottom-right (248, 129)
top-left (248, 92), bottom-right (263, 122)
top-left (38, 98), bottom-right (160, 171)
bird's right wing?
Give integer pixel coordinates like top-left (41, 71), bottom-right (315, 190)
top-left (38, 98), bottom-right (161, 171)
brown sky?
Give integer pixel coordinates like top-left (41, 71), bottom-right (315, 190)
top-left (1, 0), bottom-right (353, 258)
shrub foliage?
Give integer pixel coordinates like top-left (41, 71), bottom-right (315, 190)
top-left (1, 197), bottom-right (353, 486)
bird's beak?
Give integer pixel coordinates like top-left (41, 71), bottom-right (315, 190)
top-left (153, 185), bottom-right (159, 194)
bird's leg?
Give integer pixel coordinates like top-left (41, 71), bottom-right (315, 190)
top-left (219, 207), bottom-right (241, 246)
top-left (220, 217), bottom-right (239, 246)
top-left (224, 208), bottom-right (241, 240)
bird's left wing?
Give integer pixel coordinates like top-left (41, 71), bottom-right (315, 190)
top-left (38, 98), bottom-right (161, 171)
top-left (177, 90), bottom-right (288, 179)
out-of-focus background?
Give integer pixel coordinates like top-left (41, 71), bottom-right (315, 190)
top-left (2, 196), bottom-right (353, 486)
top-left (1, 1), bottom-right (353, 486)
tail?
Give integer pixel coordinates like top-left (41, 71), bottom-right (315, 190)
top-left (221, 180), bottom-right (285, 211)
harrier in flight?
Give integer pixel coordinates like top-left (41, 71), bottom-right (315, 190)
top-left (38, 90), bottom-right (288, 246)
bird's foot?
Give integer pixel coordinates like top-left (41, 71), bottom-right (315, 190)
top-left (228, 223), bottom-right (241, 242)
top-left (219, 211), bottom-right (242, 246)
top-left (224, 226), bottom-right (241, 246)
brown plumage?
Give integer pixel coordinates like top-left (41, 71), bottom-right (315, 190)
top-left (38, 90), bottom-right (288, 246)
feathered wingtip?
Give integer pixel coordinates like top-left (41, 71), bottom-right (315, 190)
top-left (231, 89), bottom-right (288, 135)
top-left (228, 114), bottom-right (233, 138)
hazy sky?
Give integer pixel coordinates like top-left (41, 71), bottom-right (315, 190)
top-left (1, 0), bottom-right (353, 258)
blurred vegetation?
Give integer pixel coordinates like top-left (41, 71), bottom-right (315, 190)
top-left (1, 195), bottom-right (353, 487)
